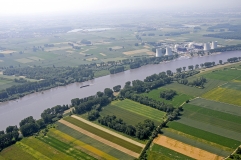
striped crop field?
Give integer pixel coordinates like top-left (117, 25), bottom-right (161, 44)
top-left (148, 143), bottom-right (194, 160)
top-left (112, 99), bottom-right (165, 123)
top-left (56, 122), bottom-right (134, 160)
top-left (189, 98), bottom-right (241, 116)
top-left (37, 135), bottom-right (97, 160)
top-left (167, 122), bottom-right (241, 149)
top-left (141, 88), bottom-right (193, 107)
top-left (0, 145), bottom-right (37, 160)
top-left (161, 128), bottom-right (233, 156)
top-left (153, 135), bottom-right (224, 160)
top-left (182, 104), bottom-right (241, 133)
top-left (101, 104), bottom-right (160, 126)
top-left (63, 116), bottom-right (143, 154)
top-left (20, 137), bottom-right (75, 160)
top-left (47, 128), bottom-right (117, 160)
top-left (221, 81), bottom-right (241, 91)
top-left (202, 87), bottom-right (241, 106)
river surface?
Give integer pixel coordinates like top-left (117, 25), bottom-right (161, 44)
top-left (0, 51), bottom-right (240, 130)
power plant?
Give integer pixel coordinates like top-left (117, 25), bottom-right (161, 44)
top-left (165, 47), bottom-right (172, 56)
top-left (211, 41), bottom-right (217, 49)
top-left (155, 48), bottom-right (163, 57)
top-left (204, 43), bottom-right (210, 51)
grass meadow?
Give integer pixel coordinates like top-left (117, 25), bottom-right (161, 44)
top-left (63, 116), bottom-right (143, 153)
top-left (112, 99), bottom-right (166, 123)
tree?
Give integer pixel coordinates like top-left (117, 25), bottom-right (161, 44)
top-left (109, 48), bottom-right (112, 51)
top-left (212, 62), bottom-right (215, 66)
top-left (104, 88), bottom-right (113, 97)
top-left (176, 68), bottom-right (182, 73)
top-left (113, 85), bottom-right (121, 92)
top-left (188, 65), bottom-right (194, 70)
top-left (183, 66), bottom-right (186, 71)
top-left (135, 43), bottom-right (139, 46)
top-left (195, 64), bottom-right (199, 69)
top-left (166, 70), bottom-right (172, 76)
top-left (96, 91), bottom-right (104, 97)
top-left (219, 60), bottom-right (223, 64)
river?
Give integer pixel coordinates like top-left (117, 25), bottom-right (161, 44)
top-left (0, 51), bottom-right (240, 130)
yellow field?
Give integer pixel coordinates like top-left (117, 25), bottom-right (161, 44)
top-left (153, 135), bottom-right (224, 160)
top-left (123, 49), bottom-right (150, 55)
top-left (99, 53), bottom-right (106, 56)
top-left (112, 46), bottom-right (123, 50)
top-left (0, 50), bottom-right (16, 54)
top-left (48, 129), bottom-right (117, 160)
top-left (202, 87), bottom-right (241, 106)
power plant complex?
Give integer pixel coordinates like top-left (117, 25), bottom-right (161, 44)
top-left (155, 41), bottom-right (218, 57)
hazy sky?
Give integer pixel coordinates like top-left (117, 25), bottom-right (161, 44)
top-left (1, 0), bottom-right (241, 15)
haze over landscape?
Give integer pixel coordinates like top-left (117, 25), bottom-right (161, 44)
top-left (0, 0), bottom-right (241, 160)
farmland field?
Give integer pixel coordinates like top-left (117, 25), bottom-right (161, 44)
top-left (221, 82), bottom-right (241, 91)
top-left (182, 104), bottom-right (241, 133)
top-left (21, 137), bottom-right (75, 160)
top-left (47, 128), bottom-right (117, 160)
top-left (153, 135), bottom-right (223, 160)
top-left (112, 99), bottom-right (166, 123)
top-left (147, 144), bottom-right (194, 160)
top-left (167, 121), bottom-right (241, 149)
top-left (203, 69), bottom-right (241, 81)
top-left (101, 104), bottom-right (160, 126)
top-left (56, 122), bottom-right (134, 160)
top-left (189, 98), bottom-right (241, 116)
top-left (162, 79), bottom-right (225, 97)
top-left (202, 87), bottom-right (241, 106)
top-left (162, 128), bottom-right (232, 156)
top-left (142, 88), bottom-right (193, 107)
top-left (0, 145), bottom-right (37, 160)
top-left (37, 135), bottom-right (96, 160)
top-left (63, 116), bottom-right (143, 153)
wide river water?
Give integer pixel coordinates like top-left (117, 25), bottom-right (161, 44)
top-left (0, 51), bottom-right (240, 130)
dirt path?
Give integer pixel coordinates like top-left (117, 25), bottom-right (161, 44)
top-left (71, 115), bottom-right (145, 148)
top-left (58, 119), bottom-right (140, 158)
top-left (153, 135), bottom-right (224, 160)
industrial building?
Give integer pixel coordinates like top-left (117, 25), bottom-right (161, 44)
top-left (211, 41), bottom-right (217, 49)
top-left (155, 48), bottom-right (163, 57)
top-left (204, 43), bottom-right (211, 51)
top-left (165, 47), bottom-right (172, 56)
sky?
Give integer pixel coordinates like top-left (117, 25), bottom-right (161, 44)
top-left (0, 0), bottom-right (241, 16)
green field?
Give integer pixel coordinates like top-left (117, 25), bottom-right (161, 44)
top-left (202, 87), bottom-right (241, 106)
top-left (182, 104), bottom-right (241, 133)
top-left (167, 121), bottom-right (241, 149)
top-left (101, 104), bottom-right (158, 126)
top-left (142, 88), bottom-right (193, 107)
top-left (203, 69), bottom-right (241, 81)
top-left (20, 137), bottom-right (75, 160)
top-left (222, 82), bottom-right (241, 91)
top-left (112, 99), bottom-right (166, 123)
top-left (63, 116), bottom-right (143, 153)
top-left (162, 79), bottom-right (225, 97)
top-left (147, 144), bottom-right (194, 160)
top-left (189, 98), bottom-right (241, 116)
top-left (37, 135), bottom-right (96, 160)
top-left (0, 145), bottom-right (37, 160)
top-left (56, 122), bottom-right (134, 160)
top-left (162, 128), bottom-right (232, 156)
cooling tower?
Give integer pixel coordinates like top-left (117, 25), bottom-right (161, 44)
top-left (156, 48), bottom-right (163, 57)
top-left (165, 47), bottom-right (172, 56)
top-left (204, 43), bottom-right (210, 51)
top-left (211, 41), bottom-right (217, 49)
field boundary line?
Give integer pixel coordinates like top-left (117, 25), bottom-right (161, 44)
top-left (59, 119), bottom-right (140, 158)
top-left (71, 115), bottom-right (145, 148)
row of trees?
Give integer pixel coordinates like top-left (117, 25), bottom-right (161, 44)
top-left (0, 126), bottom-right (19, 151)
top-left (98, 115), bottom-right (155, 140)
top-left (160, 90), bottom-right (177, 100)
top-left (109, 66), bottom-right (124, 74)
